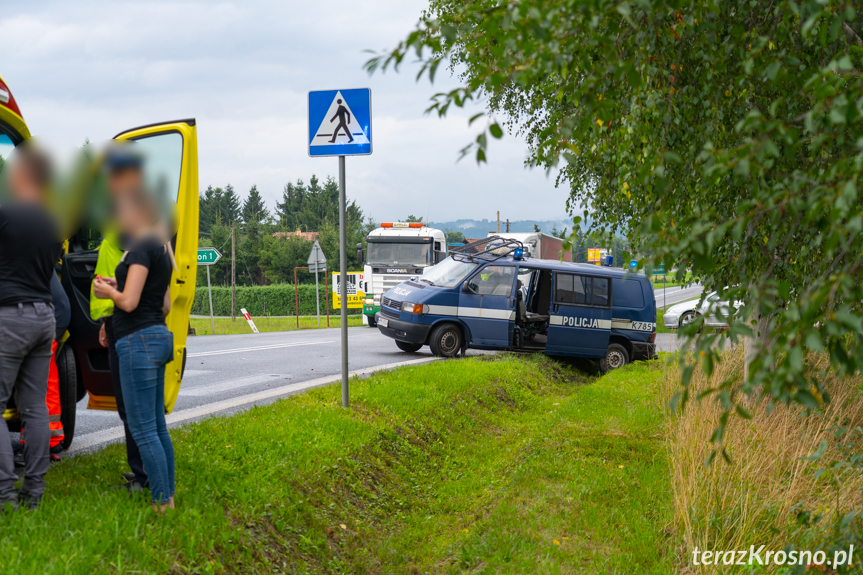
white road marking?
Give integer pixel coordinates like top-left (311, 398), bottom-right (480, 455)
top-left (182, 373), bottom-right (291, 397)
top-left (181, 369), bottom-right (213, 378)
top-left (68, 356), bottom-right (440, 454)
top-left (188, 340), bottom-right (332, 358)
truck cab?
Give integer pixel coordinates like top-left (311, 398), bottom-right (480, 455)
top-left (375, 237), bottom-right (657, 372)
top-left (0, 73), bottom-right (199, 449)
top-left (361, 222), bottom-right (447, 326)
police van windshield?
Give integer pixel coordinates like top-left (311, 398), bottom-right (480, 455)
top-left (418, 257), bottom-right (477, 287)
top-left (366, 240), bottom-right (432, 267)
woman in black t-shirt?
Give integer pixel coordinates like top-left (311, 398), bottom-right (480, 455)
top-left (93, 187), bottom-right (176, 514)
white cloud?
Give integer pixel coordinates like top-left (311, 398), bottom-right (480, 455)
top-left (0, 0), bottom-right (572, 222)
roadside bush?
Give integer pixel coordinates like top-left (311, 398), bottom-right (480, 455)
top-left (664, 348), bottom-right (863, 573)
top-left (192, 284), bottom-right (360, 316)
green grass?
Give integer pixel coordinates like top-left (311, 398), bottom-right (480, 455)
top-left (1, 355), bottom-right (677, 574)
top-left (190, 315), bottom-right (364, 335)
top-left (649, 272), bottom-right (696, 289)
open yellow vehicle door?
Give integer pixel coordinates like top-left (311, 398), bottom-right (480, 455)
top-left (112, 120), bottom-right (199, 412)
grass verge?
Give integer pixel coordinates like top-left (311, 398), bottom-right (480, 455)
top-left (1, 354), bottom-right (676, 573)
top-left (663, 348), bottom-right (863, 573)
top-left (190, 315), bottom-right (364, 335)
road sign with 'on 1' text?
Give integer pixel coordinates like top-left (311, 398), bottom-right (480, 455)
top-left (197, 247), bottom-right (221, 265)
top-left (308, 89), bottom-right (372, 157)
top-left (197, 248), bottom-right (222, 335)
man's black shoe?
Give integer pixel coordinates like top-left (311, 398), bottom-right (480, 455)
top-left (123, 472), bottom-right (136, 482)
top-left (50, 443), bottom-right (63, 455)
top-left (0, 488), bottom-right (18, 512)
top-left (17, 490), bottom-right (41, 510)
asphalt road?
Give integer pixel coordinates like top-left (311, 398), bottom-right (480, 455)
top-left (70, 293), bottom-right (693, 454)
top-left (653, 284), bottom-right (704, 308)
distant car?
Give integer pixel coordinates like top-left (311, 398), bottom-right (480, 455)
top-left (662, 292), bottom-right (742, 329)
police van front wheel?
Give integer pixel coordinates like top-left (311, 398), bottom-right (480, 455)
top-left (429, 324), bottom-right (462, 358)
top-left (598, 343), bottom-right (629, 374)
top-left (396, 341), bottom-right (423, 353)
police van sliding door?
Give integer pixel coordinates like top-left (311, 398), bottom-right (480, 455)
top-left (459, 265), bottom-right (516, 348)
top-left (546, 272), bottom-right (612, 357)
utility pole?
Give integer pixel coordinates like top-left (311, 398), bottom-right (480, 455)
top-left (231, 222), bottom-right (236, 321)
top-left (505, 218), bottom-right (510, 233)
top-left (497, 211), bottom-right (500, 234)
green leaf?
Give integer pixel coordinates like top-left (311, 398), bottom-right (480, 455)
top-left (663, 151), bottom-right (682, 164)
top-left (489, 123), bottom-right (504, 139)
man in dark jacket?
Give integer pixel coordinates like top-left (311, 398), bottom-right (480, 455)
top-left (0, 144), bottom-right (61, 511)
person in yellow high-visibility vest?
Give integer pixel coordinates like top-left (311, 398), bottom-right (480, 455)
top-left (92, 149), bottom-right (149, 494)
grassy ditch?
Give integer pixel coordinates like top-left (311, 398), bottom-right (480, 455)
top-left (190, 315), bottom-right (364, 335)
top-left (663, 348), bottom-right (863, 573)
top-left (0, 354), bottom-right (676, 574)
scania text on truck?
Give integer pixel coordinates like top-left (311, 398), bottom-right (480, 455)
top-left (360, 222), bottom-right (447, 326)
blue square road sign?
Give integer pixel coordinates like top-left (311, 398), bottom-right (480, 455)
top-left (308, 88), bottom-right (372, 157)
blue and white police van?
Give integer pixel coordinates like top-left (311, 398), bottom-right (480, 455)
top-left (375, 237), bottom-right (657, 372)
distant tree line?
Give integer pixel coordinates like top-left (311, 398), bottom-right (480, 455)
top-left (197, 176), bottom-right (375, 288)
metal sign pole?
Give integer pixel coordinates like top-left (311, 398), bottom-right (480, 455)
top-left (206, 265), bottom-right (215, 335)
top-left (339, 155), bottom-right (349, 409)
top-left (315, 264), bottom-right (321, 327)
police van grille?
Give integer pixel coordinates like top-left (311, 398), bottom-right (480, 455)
top-left (380, 309), bottom-right (399, 320)
top-left (382, 296), bottom-right (401, 311)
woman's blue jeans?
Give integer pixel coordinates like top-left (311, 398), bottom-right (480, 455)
top-left (115, 325), bottom-right (175, 504)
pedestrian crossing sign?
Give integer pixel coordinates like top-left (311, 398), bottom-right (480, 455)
top-left (308, 88), bottom-right (372, 157)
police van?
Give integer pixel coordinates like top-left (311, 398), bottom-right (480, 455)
top-left (375, 237), bottom-right (657, 372)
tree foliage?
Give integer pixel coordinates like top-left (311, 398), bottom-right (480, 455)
top-left (368, 0), bottom-right (863, 415)
top-left (241, 184), bottom-right (270, 225)
top-left (199, 184), bottom-right (242, 233)
top-left (275, 175), bottom-right (364, 233)
top-left (197, 176), bottom-right (374, 288)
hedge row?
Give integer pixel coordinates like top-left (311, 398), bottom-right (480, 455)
top-left (192, 284), bottom-right (361, 316)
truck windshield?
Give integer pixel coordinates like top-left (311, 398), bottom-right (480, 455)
top-left (366, 241), bottom-right (432, 267)
top-left (418, 257), bottom-right (477, 287)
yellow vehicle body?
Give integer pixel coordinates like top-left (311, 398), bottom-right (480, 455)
top-left (0, 73), bottom-right (198, 431)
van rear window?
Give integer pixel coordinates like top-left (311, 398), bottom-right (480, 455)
top-left (612, 278), bottom-right (645, 309)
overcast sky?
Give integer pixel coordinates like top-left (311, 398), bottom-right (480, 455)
top-left (0, 0), bottom-right (571, 223)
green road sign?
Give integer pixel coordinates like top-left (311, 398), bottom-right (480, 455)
top-left (197, 247), bottom-right (222, 266)
top-left (652, 264), bottom-right (666, 274)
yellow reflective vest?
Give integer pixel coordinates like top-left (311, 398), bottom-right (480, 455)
top-left (89, 233), bottom-right (124, 320)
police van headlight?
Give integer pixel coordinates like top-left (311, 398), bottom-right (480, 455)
top-left (373, 295), bottom-right (381, 305)
top-left (402, 302), bottom-right (429, 314)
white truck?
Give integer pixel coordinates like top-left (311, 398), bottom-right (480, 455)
top-left (485, 231), bottom-right (572, 262)
top-left (359, 222), bottom-right (448, 327)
